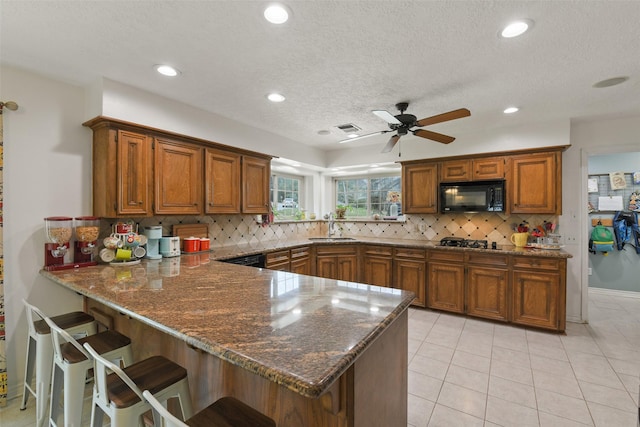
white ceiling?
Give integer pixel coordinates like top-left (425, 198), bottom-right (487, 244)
top-left (2, 1), bottom-right (640, 155)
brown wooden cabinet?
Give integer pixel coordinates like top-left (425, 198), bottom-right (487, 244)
top-left (205, 148), bottom-right (241, 214)
top-left (508, 151), bottom-right (561, 214)
top-left (154, 138), bottom-right (203, 215)
top-left (89, 125), bottom-right (153, 218)
top-left (440, 157), bottom-right (505, 182)
top-left (315, 245), bottom-right (358, 281)
top-left (290, 246), bottom-right (311, 275)
top-left (265, 250), bottom-right (291, 271)
top-left (427, 251), bottom-right (465, 313)
top-left (242, 155), bottom-right (270, 214)
top-left (511, 256), bottom-right (566, 331)
top-left (466, 252), bottom-right (508, 321)
top-left (401, 162), bottom-right (438, 213)
top-left (393, 248), bottom-right (426, 308)
top-left (362, 246), bottom-right (393, 287)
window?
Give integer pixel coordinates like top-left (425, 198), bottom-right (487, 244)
top-left (271, 174), bottom-right (304, 220)
top-left (335, 175), bottom-right (401, 218)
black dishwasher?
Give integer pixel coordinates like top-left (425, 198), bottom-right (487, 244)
top-left (219, 254), bottom-right (266, 268)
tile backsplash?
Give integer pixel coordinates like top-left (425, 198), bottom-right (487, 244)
top-left (103, 212), bottom-right (558, 248)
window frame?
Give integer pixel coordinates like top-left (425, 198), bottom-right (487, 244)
top-left (333, 173), bottom-right (402, 219)
top-left (271, 172), bottom-right (305, 220)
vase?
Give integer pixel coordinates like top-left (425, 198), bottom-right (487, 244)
top-left (389, 203), bottom-right (398, 217)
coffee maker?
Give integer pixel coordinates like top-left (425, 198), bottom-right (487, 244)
top-left (44, 217), bottom-right (73, 270)
top-left (143, 225), bottom-right (163, 259)
top-left (74, 216), bottom-right (99, 265)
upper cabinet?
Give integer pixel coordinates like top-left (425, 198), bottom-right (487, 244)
top-left (402, 161), bottom-right (438, 213)
top-left (440, 157), bottom-right (505, 182)
top-left (154, 138), bottom-right (203, 215)
top-left (205, 148), bottom-right (241, 214)
top-left (242, 155), bottom-right (271, 214)
top-left (84, 117), bottom-right (272, 217)
top-left (508, 151), bottom-right (562, 214)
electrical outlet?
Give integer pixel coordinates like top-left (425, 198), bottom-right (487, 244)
top-left (565, 235), bottom-right (577, 243)
top-left (418, 223), bottom-right (427, 232)
top-left (588, 268), bottom-right (593, 275)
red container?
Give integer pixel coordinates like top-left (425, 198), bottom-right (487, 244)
top-left (183, 237), bottom-right (200, 253)
top-left (199, 238), bottom-right (210, 251)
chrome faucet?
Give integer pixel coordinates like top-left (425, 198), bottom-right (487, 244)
top-left (328, 212), bottom-right (336, 237)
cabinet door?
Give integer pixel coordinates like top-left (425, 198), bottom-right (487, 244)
top-left (440, 160), bottom-right (471, 182)
top-left (242, 156), bottom-right (270, 214)
top-left (427, 262), bottom-right (465, 313)
top-left (205, 148), bottom-right (241, 214)
top-left (472, 157), bottom-right (505, 180)
top-left (467, 266), bottom-right (508, 321)
top-left (338, 256), bottom-right (358, 282)
top-left (508, 152), bottom-right (558, 214)
top-left (116, 130), bottom-right (152, 217)
top-left (512, 270), bottom-right (561, 330)
top-left (316, 256), bottom-right (338, 280)
top-left (402, 162), bottom-right (438, 213)
top-left (362, 246), bottom-right (393, 287)
top-left (154, 138), bottom-right (203, 215)
top-left (394, 258), bottom-right (426, 307)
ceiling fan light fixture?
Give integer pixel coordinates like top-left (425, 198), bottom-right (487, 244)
top-left (500, 20), bottom-right (533, 38)
top-left (264, 4), bottom-right (290, 24)
top-left (267, 93), bottom-right (286, 102)
top-left (503, 107), bottom-right (519, 114)
top-left (155, 64), bottom-right (180, 77)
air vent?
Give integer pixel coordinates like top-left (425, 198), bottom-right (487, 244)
top-left (336, 123), bottom-right (361, 134)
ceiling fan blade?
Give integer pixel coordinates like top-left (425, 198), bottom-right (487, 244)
top-left (413, 129), bottom-right (456, 144)
top-left (415, 108), bottom-right (471, 127)
top-left (372, 110), bottom-right (402, 125)
top-left (381, 135), bottom-right (401, 153)
top-left (338, 130), bottom-right (390, 144)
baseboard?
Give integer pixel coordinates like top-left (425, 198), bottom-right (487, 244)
top-left (589, 287), bottom-right (640, 299)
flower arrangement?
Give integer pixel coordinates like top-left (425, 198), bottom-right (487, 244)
top-left (386, 191), bottom-right (401, 203)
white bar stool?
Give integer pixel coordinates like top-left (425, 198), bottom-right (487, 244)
top-left (143, 390), bottom-right (276, 427)
top-left (45, 314), bottom-right (134, 427)
top-left (83, 342), bottom-right (193, 427)
top-left (21, 299), bottom-right (97, 427)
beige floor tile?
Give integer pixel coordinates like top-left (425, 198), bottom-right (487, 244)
top-left (445, 365), bottom-right (489, 394)
top-left (538, 411), bottom-right (594, 426)
top-left (408, 393), bottom-right (434, 427)
top-left (487, 375), bottom-right (536, 409)
top-left (536, 389), bottom-right (592, 425)
top-left (530, 353), bottom-right (574, 378)
top-left (409, 354), bottom-right (450, 380)
top-left (427, 403), bottom-right (484, 427)
top-left (528, 341), bottom-right (569, 361)
top-left (485, 395), bottom-right (539, 427)
top-left (451, 350), bottom-right (491, 374)
top-left (490, 359), bottom-right (534, 386)
top-left (617, 373), bottom-right (640, 405)
top-left (532, 369), bottom-right (583, 399)
top-left (491, 345), bottom-right (531, 366)
top-left (456, 336), bottom-right (493, 358)
top-left (587, 401), bottom-right (638, 427)
top-left (437, 382), bottom-right (487, 419)
top-left (526, 329), bottom-right (564, 348)
top-left (409, 371), bottom-right (444, 402)
top-left (416, 342), bottom-right (455, 364)
top-left (578, 380), bottom-right (637, 413)
top-left (492, 334), bottom-right (528, 353)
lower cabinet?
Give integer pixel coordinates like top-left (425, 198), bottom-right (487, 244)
top-left (290, 246), bottom-right (311, 275)
top-left (511, 256), bottom-right (566, 331)
top-left (362, 246), bottom-right (393, 287)
top-left (315, 245), bottom-right (358, 281)
top-left (393, 248), bottom-right (426, 308)
top-left (466, 253), bottom-right (508, 322)
top-left (265, 250), bottom-right (291, 271)
top-left (427, 251), bottom-right (465, 313)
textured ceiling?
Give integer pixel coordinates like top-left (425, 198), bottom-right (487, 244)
top-left (2, 1), bottom-right (640, 154)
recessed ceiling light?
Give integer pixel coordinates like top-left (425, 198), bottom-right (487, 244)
top-left (503, 107), bottom-right (519, 114)
top-left (317, 130), bottom-right (330, 135)
top-left (593, 76), bottom-right (629, 88)
top-left (155, 64), bottom-right (180, 77)
top-left (500, 20), bottom-right (533, 38)
top-left (347, 134), bottom-right (359, 139)
top-left (264, 4), bottom-right (289, 24)
top-left (266, 93), bottom-right (286, 102)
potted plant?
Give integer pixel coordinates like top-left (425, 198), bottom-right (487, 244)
top-left (335, 204), bottom-right (347, 219)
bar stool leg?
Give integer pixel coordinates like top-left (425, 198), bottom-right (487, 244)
top-left (20, 335), bottom-right (36, 410)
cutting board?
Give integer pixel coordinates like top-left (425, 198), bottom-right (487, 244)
top-left (172, 224), bottom-right (209, 251)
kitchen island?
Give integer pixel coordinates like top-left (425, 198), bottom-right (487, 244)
top-left (41, 258), bottom-right (415, 427)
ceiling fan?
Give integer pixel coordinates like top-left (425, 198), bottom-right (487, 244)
top-left (340, 102), bottom-right (471, 153)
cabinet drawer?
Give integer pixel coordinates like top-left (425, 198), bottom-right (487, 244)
top-left (315, 245), bottom-right (358, 256)
top-left (290, 246), bottom-right (310, 259)
top-left (364, 245), bottom-right (393, 257)
top-left (512, 256), bottom-right (561, 271)
top-left (429, 250), bottom-right (464, 262)
top-left (266, 250), bottom-right (290, 264)
top-left (394, 247), bottom-right (426, 260)
top-left (466, 252), bottom-right (508, 266)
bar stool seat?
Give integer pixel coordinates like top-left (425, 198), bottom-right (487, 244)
top-left (144, 390), bottom-right (276, 427)
top-left (84, 343), bottom-right (193, 427)
top-left (21, 299), bottom-right (97, 427)
top-left (46, 317), bottom-right (134, 427)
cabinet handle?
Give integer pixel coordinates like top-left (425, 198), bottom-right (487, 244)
top-left (138, 201), bottom-right (143, 205)
top-left (209, 202), bottom-right (214, 207)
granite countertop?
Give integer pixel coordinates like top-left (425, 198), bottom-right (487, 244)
top-left (41, 259), bottom-right (415, 399)
top-left (211, 236), bottom-right (573, 260)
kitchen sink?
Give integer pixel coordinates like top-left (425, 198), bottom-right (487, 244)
top-left (308, 237), bottom-right (356, 242)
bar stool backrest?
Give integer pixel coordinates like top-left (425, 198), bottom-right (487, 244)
top-left (23, 299), bottom-right (46, 337)
top-left (43, 315), bottom-right (89, 364)
top-left (83, 342), bottom-right (145, 408)
top-left (142, 390), bottom-right (188, 427)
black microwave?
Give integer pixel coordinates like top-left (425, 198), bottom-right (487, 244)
top-left (440, 180), bottom-right (504, 213)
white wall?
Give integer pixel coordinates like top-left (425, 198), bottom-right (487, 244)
top-left (1, 65), bottom-right (91, 398)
